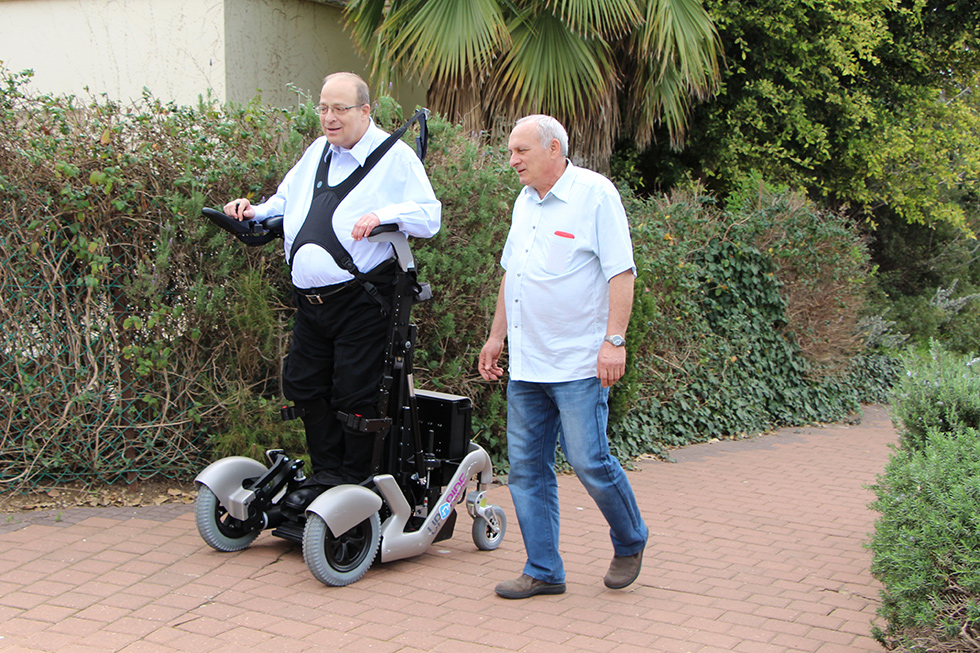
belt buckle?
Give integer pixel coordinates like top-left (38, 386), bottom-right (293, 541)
top-left (306, 293), bottom-right (324, 305)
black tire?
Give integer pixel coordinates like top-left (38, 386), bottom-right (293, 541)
top-left (472, 505), bottom-right (507, 551)
top-left (303, 512), bottom-right (381, 586)
top-left (195, 486), bottom-right (262, 552)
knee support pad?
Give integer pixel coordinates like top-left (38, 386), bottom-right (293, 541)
top-left (279, 398), bottom-right (331, 424)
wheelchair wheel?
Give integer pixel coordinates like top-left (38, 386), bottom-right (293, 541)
top-left (195, 486), bottom-right (262, 552)
top-left (472, 505), bottom-right (507, 551)
top-left (303, 512), bottom-right (381, 587)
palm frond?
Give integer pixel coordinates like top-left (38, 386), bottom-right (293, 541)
top-left (343, 0), bottom-right (398, 54)
top-left (492, 9), bottom-right (615, 119)
top-left (385, 0), bottom-right (509, 83)
top-left (489, 7), bottom-right (620, 166)
top-left (632, 62), bottom-right (691, 148)
top-left (341, 0), bottom-right (723, 168)
top-left (629, 0), bottom-right (722, 148)
top-left (635, 0), bottom-right (721, 91)
top-left (542, 0), bottom-right (643, 37)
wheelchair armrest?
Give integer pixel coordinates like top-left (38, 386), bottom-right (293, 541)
top-left (368, 223), bottom-right (398, 236)
top-left (367, 225), bottom-right (414, 272)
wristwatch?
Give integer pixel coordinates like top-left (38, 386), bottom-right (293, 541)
top-left (604, 334), bottom-right (626, 347)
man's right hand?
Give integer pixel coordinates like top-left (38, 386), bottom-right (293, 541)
top-left (223, 198), bottom-right (255, 221)
top-left (478, 338), bottom-right (505, 381)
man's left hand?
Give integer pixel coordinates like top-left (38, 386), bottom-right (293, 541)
top-left (352, 213), bottom-right (380, 241)
top-left (597, 342), bottom-right (627, 388)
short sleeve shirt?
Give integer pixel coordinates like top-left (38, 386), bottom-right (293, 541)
top-left (501, 161), bottom-right (635, 383)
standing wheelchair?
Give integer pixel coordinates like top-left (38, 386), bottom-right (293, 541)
top-left (194, 207), bottom-right (507, 586)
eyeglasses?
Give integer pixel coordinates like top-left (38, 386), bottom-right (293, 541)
top-left (314, 103), bottom-right (365, 116)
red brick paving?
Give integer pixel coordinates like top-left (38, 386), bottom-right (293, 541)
top-left (0, 405), bottom-right (895, 652)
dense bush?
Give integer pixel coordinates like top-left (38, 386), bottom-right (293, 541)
top-left (0, 65), bottom-right (896, 488)
top-left (603, 181), bottom-right (894, 459)
top-left (870, 429), bottom-right (980, 652)
top-left (0, 68), bottom-right (312, 486)
top-left (870, 342), bottom-right (980, 651)
top-left (889, 341), bottom-right (980, 452)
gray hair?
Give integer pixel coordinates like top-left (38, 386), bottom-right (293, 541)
top-left (323, 72), bottom-right (371, 106)
top-left (516, 114), bottom-right (568, 157)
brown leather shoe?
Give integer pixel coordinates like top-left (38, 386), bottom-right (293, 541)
top-left (494, 574), bottom-right (566, 599)
top-left (604, 549), bottom-right (644, 589)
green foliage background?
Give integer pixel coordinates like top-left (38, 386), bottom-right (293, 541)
top-left (624, 0), bottom-right (980, 359)
top-left (638, 0), bottom-right (980, 232)
top-left (0, 67), bottom-right (895, 489)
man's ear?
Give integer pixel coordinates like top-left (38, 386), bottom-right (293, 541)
top-left (549, 138), bottom-right (562, 157)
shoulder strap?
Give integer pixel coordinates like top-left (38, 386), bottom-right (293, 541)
top-left (407, 108), bottom-right (429, 162)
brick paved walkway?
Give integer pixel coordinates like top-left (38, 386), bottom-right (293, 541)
top-left (0, 405), bottom-right (895, 652)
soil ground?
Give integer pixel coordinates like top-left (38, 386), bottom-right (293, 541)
top-left (0, 478), bottom-right (198, 513)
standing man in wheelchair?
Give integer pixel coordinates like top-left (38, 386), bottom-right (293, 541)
top-left (223, 72), bottom-right (441, 512)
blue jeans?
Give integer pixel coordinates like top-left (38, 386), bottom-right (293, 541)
top-left (506, 378), bottom-right (648, 584)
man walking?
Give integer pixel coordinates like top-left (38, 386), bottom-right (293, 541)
top-left (478, 114), bottom-right (647, 599)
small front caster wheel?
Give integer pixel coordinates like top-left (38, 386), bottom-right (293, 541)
top-left (472, 505), bottom-right (507, 551)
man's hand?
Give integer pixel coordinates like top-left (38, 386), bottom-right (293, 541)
top-left (352, 212), bottom-right (380, 241)
top-left (223, 199), bottom-right (255, 221)
top-left (597, 341), bottom-right (627, 388)
top-left (479, 337), bottom-right (506, 381)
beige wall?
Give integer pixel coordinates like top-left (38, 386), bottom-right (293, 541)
top-left (1, 0), bottom-right (227, 105)
top-left (223, 0), bottom-right (369, 106)
top-left (0, 0), bottom-right (425, 110)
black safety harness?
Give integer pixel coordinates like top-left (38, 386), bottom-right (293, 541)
top-left (288, 108), bottom-right (429, 313)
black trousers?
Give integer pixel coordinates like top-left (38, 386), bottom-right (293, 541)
top-left (283, 281), bottom-right (391, 485)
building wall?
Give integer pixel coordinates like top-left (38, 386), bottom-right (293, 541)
top-left (1, 0), bottom-right (228, 104)
top-left (0, 0), bottom-right (426, 111)
top-left (223, 0), bottom-right (370, 106)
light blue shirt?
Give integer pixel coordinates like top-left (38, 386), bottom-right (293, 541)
top-left (501, 161), bottom-right (635, 383)
top-left (252, 120), bottom-right (441, 288)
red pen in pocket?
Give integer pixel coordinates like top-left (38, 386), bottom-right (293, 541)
top-left (554, 231), bottom-right (575, 239)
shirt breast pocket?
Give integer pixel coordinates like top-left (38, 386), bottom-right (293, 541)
top-left (545, 231), bottom-right (576, 275)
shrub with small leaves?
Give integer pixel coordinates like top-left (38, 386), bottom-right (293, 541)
top-left (869, 426), bottom-right (980, 651)
top-left (889, 340), bottom-right (980, 452)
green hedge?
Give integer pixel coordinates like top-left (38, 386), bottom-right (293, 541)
top-left (0, 65), bottom-right (897, 488)
top-left (889, 342), bottom-right (980, 452)
top-left (869, 342), bottom-right (980, 651)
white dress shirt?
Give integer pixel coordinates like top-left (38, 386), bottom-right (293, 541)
top-left (501, 161), bottom-right (635, 383)
top-left (252, 120), bottom-right (441, 289)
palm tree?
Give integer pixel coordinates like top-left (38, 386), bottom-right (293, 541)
top-left (343, 0), bottom-right (723, 169)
